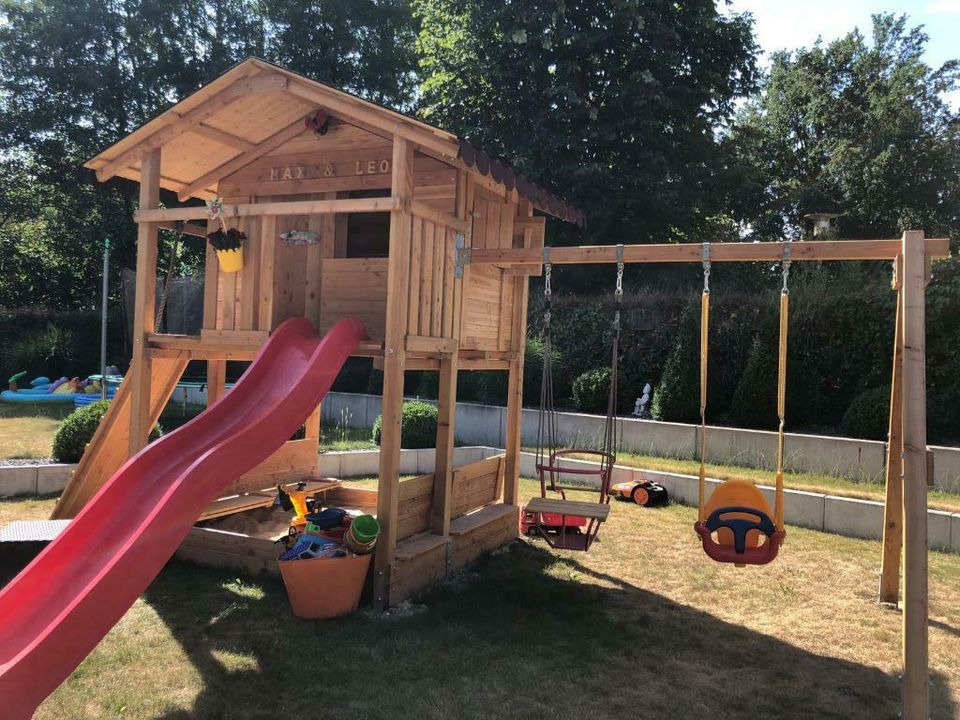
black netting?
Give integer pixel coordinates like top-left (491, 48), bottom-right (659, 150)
top-left (122, 268), bottom-right (204, 346)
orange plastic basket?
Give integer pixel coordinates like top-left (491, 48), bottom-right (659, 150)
top-left (278, 552), bottom-right (371, 619)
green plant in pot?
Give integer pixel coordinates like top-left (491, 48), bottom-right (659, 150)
top-left (206, 198), bottom-right (247, 272)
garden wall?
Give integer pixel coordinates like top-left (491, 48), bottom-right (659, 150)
top-left (318, 392), bottom-right (960, 492)
top-left (3, 447), bottom-right (959, 554)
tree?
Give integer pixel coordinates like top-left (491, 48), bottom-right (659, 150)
top-left (0, 0), bottom-right (419, 309)
top-left (727, 14), bottom-right (960, 241)
top-left (413, 0), bottom-right (758, 247)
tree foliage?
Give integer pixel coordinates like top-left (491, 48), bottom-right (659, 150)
top-left (727, 14), bottom-right (960, 241)
top-left (0, 0), bottom-right (418, 309)
top-left (414, 0), bottom-right (757, 245)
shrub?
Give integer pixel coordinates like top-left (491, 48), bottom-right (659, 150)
top-left (372, 401), bottom-right (438, 449)
top-left (52, 400), bottom-right (162, 463)
top-left (474, 336), bottom-right (570, 407)
top-left (839, 386), bottom-right (890, 441)
top-left (572, 367), bottom-right (611, 413)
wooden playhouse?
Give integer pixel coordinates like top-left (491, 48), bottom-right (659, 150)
top-left (53, 57), bottom-right (583, 608)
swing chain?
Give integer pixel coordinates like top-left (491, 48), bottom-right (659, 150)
top-left (781, 241), bottom-right (792, 294)
top-left (701, 242), bottom-right (711, 294)
top-left (543, 247), bottom-right (552, 327)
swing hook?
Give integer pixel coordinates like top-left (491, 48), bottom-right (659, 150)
top-left (781, 241), bottom-right (792, 294)
top-left (701, 242), bottom-right (711, 294)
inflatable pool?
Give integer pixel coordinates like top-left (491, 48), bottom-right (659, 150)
top-left (1, 375), bottom-right (122, 406)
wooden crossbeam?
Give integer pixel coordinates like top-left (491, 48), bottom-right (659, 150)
top-left (409, 200), bottom-right (469, 233)
top-left (177, 115), bottom-right (313, 201)
top-left (469, 238), bottom-right (951, 266)
top-left (135, 196), bottom-right (399, 223)
top-left (191, 123), bottom-right (257, 152)
top-left (96, 72), bottom-right (288, 182)
top-left (157, 221), bottom-right (208, 238)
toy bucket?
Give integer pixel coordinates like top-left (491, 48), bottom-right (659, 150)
top-left (345, 515), bottom-right (380, 555)
top-left (216, 247), bottom-right (243, 273)
top-left (279, 553), bottom-right (371, 620)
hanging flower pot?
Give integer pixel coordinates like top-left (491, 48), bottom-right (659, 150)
top-left (205, 198), bottom-right (246, 273)
top-left (207, 228), bottom-right (247, 272)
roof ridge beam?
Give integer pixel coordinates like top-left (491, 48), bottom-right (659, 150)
top-left (96, 72), bottom-right (288, 183)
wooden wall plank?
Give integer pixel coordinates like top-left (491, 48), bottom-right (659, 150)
top-left (407, 216), bottom-right (423, 335)
top-left (319, 258), bottom-right (388, 340)
top-left (450, 456), bottom-right (504, 519)
top-left (431, 222), bottom-right (444, 336)
top-left (419, 221), bottom-right (434, 335)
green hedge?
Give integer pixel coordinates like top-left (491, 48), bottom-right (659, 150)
top-left (372, 401), bottom-right (438, 449)
top-left (0, 306), bottom-right (125, 382)
top-left (533, 259), bottom-right (960, 445)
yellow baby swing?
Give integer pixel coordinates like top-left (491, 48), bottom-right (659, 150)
top-left (693, 243), bottom-right (790, 566)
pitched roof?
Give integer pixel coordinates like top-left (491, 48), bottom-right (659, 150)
top-left (85, 57), bottom-right (584, 225)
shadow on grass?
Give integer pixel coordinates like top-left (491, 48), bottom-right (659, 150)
top-left (144, 542), bottom-right (956, 720)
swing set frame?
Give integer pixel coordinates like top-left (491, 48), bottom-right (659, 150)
top-left (467, 231), bottom-right (949, 720)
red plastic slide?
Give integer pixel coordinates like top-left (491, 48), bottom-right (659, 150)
top-left (0, 317), bottom-right (365, 718)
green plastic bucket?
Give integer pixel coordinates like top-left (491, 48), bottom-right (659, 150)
top-left (350, 515), bottom-right (380, 544)
top-left (345, 515), bottom-right (380, 555)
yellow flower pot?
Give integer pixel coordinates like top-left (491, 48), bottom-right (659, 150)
top-left (216, 247), bottom-right (243, 273)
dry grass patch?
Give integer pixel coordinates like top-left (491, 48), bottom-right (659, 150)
top-left (0, 404), bottom-right (72, 460)
top-left (0, 481), bottom-right (957, 719)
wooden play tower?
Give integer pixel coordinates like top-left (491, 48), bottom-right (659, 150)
top-left (49, 57), bottom-right (950, 720)
top-left (54, 57), bottom-right (581, 608)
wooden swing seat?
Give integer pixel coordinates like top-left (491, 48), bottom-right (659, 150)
top-left (524, 497), bottom-right (611, 521)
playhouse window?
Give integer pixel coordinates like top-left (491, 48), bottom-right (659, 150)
top-left (346, 189), bottom-right (390, 258)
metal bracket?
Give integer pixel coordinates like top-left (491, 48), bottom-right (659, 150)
top-left (454, 234), bottom-right (470, 279)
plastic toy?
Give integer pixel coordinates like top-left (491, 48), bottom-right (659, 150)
top-left (520, 507), bottom-right (587, 536)
top-left (609, 479), bottom-right (669, 507)
top-left (276, 482), bottom-right (309, 528)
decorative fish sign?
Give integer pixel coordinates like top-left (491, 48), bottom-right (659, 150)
top-left (280, 229), bottom-right (321, 246)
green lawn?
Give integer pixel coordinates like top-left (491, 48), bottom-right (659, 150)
top-left (2, 483), bottom-right (959, 719)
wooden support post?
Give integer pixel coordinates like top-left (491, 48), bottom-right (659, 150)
top-left (128, 148), bottom-right (162, 456)
top-left (305, 403), bottom-right (322, 477)
top-left (879, 262), bottom-right (904, 605)
top-left (503, 199), bottom-right (534, 506)
top-left (900, 230), bottom-right (929, 720)
top-left (206, 360), bottom-right (227, 407)
top-left (373, 137), bottom-right (414, 608)
top-left (430, 355), bottom-right (458, 535)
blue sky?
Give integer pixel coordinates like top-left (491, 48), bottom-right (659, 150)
top-left (725, 0), bottom-right (960, 106)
